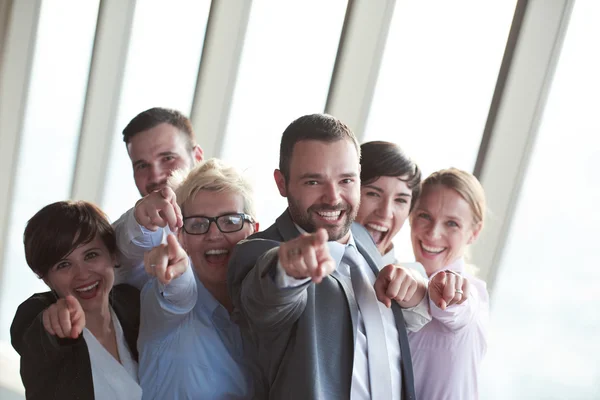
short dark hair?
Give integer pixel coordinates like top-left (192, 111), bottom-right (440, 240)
top-left (24, 201), bottom-right (117, 278)
top-left (360, 141), bottom-right (422, 211)
top-left (279, 113), bottom-right (360, 181)
top-left (122, 107), bottom-right (195, 151)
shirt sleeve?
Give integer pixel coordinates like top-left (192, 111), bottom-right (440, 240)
top-left (428, 271), bottom-right (488, 331)
top-left (113, 207), bottom-right (169, 289)
top-left (139, 259), bottom-right (197, 340)
top-left (274, 260), bottom-right (311, 287)
top-left (402, 290), bottom-right (432, 332)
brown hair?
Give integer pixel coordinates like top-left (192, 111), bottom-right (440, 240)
top-left (360, 141), bottom-right (421, 211)
top-left (122, 107), bottom-right (196, 151)
top-left (421, 168), bottom-right (486, 227)
top-left (278, 114), bottom-right (360, 181)
top-left (23, 201), bottom-right (117, 278)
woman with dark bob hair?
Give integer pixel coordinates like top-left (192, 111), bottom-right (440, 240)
top-left (355, 141), bottom-right (423, 269)
top-left (10, 201), bottom-right (142, 400)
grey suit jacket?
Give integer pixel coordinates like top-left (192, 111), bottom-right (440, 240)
top-left (228, 210), bottom-right (416, 400)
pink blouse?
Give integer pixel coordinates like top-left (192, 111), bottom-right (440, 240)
top-left (408, 258), bottom-right (489, 400)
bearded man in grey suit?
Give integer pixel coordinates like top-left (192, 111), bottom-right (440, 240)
top-left (228, 114), bottom-right (469, 400)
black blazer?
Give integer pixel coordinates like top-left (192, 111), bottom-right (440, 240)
top-left (10, 284), bottom-right (140, 400)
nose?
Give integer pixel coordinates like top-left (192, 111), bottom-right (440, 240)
top-left (149, 164), bottom-right (168, 184)
top-left (205, 220), bottom-right (224, 240)
top-left (426, 222), bottom-right (442, 240)
top-left (322, 182), bottom-right (342, 205)
top-left (376, 198), bottom-right (394, 219)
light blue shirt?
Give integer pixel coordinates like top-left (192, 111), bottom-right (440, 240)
top-left (138, 262), bottom-right (254, 400)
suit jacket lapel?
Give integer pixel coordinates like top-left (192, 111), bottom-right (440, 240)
top-left (275, 210), bottom-right (302, 242)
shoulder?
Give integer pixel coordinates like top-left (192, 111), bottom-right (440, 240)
top-left (11, 292), bottom-right (56, 348)
top-left (111, 284), bottom-right (141, 311)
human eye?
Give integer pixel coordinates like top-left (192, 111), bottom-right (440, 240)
top-left (304, 180), bottom-right (319, 186)
top-left (341, 178), bottom-right (354, 184)
top-left (54, 261), bottom-right (70, 271)
top-left (84, 251), bottom-right (99, 261)
top-left (418, 212), bottom-right (431, 220)
top-left (223, 215), bottom-right (242, 225)
top-left (163, 155), bottom-right (176, 162)
top-left (365, 191), bottom-right (380, 198)
top-left (135, 163), bottom-right (149, 171)
top-left (395, 197), bottom-right (408, 204)
top-left (447, 220), bottom-right (459, 228)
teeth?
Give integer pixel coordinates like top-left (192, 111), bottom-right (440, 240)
top-left (317, 211), bottom-right (341, 220)
top-left (75, 282), bottom-right (99, 292)
top-left (421, 243), bottom-right (445, 253)
top-left (367, 223), bottom-right (389, 232)
top-left (205, 249), bottom-right (228, 255)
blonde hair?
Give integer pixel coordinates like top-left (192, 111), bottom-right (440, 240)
top-left (421, 167), bottom-right (486, 228)
top-left (170, 158), bottom-right (256, 218)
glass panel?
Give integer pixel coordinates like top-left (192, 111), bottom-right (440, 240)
top-left (481, 2), bottom-right (600, 399)
top-left (364, 0), bottom-right (517, 261)
top-left (220, 0), bottom-right (348, 228)
top-left (102, 0), bottom-right (211, 221)
top-left (0, 0), bottom-right (100, 342)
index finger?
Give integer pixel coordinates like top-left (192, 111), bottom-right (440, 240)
top-left (304, 228), bottom-right (328, 249)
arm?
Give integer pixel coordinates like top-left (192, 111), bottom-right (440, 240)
top-left (113, 206), bottom-right (167, 289)
top-left (11, 294), bottom-right (93, 400)
top-left (140, 261), bottom-right (197, 339)
top-left (139, 235), bottom-right (195, 340)
top-left (234, 241), bottom-right (310, 332)
top-left (429, 272), bottom-right (488, 331)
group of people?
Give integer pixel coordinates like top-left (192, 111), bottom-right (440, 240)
top-left (10, 108), bottom-right (489, 400)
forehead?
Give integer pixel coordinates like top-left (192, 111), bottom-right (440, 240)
top-left (363, 176), bottom-right (411, 194)
top-left (68, 235), bottom-right (107, 257)
top-left (289, 139), bottom-right (359, 177)
top-left (127, 123), bottom-right (188, 160)
top-left (418, 185), bottom-right (473, 219)
top-left (183, 190), bottom-right (245, 216)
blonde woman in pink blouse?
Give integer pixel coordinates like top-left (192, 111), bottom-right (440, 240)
top-left (409, 167), bottom-right (489, 400)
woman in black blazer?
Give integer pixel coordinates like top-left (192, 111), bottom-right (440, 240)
top-left (10, 201), bottom-right (141, 400)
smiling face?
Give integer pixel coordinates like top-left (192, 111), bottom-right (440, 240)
top-left (127, 123), bottom-right (203, 196)
top-left (44, 235), bottom-right (116, 313)
top-left (410, 184), bottom-right (482, 275)
top-left (179, 190), bottom-right (256, 289)
top-left (355, 176), bottom-right (412, 255)
top-left (275, 139), bottom-right (361, 243)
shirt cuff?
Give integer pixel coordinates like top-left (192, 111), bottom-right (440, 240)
top-left (402, 287), bottom-right (432, 332)
top-left (274, 260), bottom-right (311, 288)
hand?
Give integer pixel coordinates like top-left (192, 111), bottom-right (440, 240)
top-left (134, 187), bottom-right (183, 232)
top-left (144, 234), bottom-right (189, 285)
top-left (375, 264), bottom-right (427, 308)
top-left (278, 228), bottom-right (336, 283)
top-left (429, 270), bottom-right (470, 310)
top-left (42, 295), bottom-right (85, 339)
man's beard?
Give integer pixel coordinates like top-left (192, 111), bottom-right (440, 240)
top-left (287, 197), bottom-right (356, 241)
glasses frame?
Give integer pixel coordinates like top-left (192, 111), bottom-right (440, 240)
top-left (182, 212), bottom-right (255, 235)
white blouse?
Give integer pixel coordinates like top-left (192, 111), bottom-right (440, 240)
top-left (82, 307), bottom-right (142, 400)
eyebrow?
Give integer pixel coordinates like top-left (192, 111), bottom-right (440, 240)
top-left (364, 184), bottom-right (412, 197)
top-left (298, 172), bottom-right (358, 180)
top-left (132, 151), bottom-right (179, 167)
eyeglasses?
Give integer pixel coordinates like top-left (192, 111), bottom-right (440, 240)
top-left (182, 213), bottom-right (254, 235)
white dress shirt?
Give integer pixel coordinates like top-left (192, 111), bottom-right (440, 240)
top-left (83, 307), bottom-right (142, 400)
top-left (276, 228), bottom-right (430, 400)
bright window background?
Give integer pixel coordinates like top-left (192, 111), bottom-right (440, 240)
top-left (0, 0), bottom-right (100, 342)
top-left (0, 1), bottom-right (100, 395)
top-left (480, 1), bottom-right (600, 398)
top-left (101, 0), bottom-right (211, 222)
top-left (220, 0), bottom-right (348, 228)
top-left (364, 0), bottom-right (517, 261)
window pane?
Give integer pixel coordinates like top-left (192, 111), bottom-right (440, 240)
top-left (102, 0), bottom-right (211, 221)
top-left (364, 0), bottom-right (516, 261)
top-left (220, 0), bottom-right (348, 227)
top-left (481, 2), bottom-right (600, 399)
top-left (0, 0), bottom-right (100, 343)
